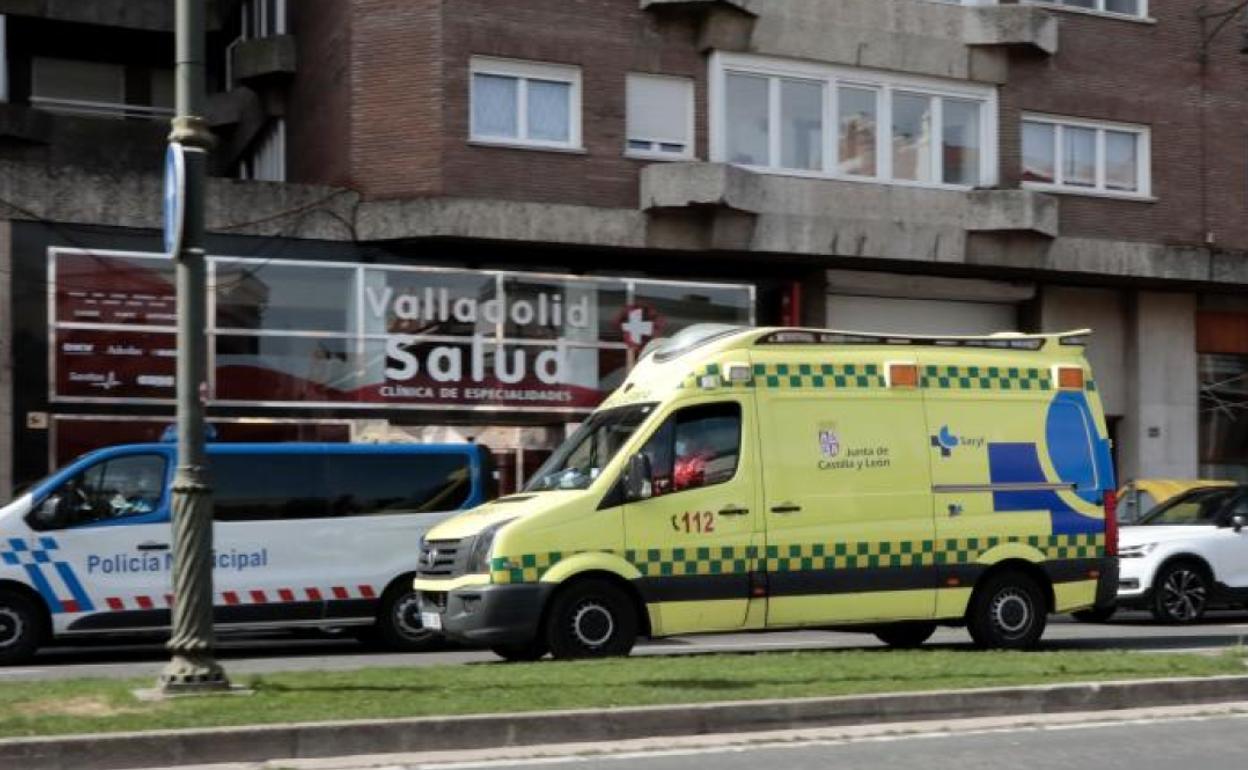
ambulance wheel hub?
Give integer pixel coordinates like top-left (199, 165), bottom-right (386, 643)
top-left (571, 602), bottom-right (615, 648)
top-left (991, 589), bottom-right (1032, 636)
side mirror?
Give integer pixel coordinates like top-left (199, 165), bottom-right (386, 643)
top-left (28, 494), bottom-right (66, 531)
top-left (1233, 514), bottom-right (1246, 533)
top-left (625, 453), bottom-right (653, 502)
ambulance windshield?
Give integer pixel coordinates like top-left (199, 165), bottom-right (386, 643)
top-left (525, 404), bottom-right (657, 492)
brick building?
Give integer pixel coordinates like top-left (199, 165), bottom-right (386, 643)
top-left (1, 0), bottom-right (1246, 497)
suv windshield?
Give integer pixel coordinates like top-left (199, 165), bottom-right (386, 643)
top-left (1138, 487), bottom-right (1240, 526)
top-left (525, 404), bottom-right (658, 492)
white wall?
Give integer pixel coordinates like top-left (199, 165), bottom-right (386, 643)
top-left (1121, 291), bottom-right (1199, 481)
top-left (1038, 286), bottom-right (1126, 416)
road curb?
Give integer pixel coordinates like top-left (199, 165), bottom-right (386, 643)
top-left (6, 674), bottom-right (1248, 770)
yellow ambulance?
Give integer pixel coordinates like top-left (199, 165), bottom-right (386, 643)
top-left (414, 325), bottom-right (1118, 660)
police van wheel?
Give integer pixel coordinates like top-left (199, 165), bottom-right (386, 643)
top-left (873, 622), bottom-right (936, 649)
top-left (545, 580), bottom-right (637, 660)
top-left (370, 585), bottom-right (440, 652)
top-left (0, 590), bottom-right (42, 666)
top-left (967, 571), bottom-right (1047, 649)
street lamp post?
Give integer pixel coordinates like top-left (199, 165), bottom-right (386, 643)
top-left (160, 0), bottom-right (228, 693)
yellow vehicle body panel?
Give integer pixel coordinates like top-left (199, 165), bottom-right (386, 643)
top-left (417, 327), bottom-right (1113, 641)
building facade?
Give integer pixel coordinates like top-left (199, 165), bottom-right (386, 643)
top-left (1, 0), bottom-right (1246, 497)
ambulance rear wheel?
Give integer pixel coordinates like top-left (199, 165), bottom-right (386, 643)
top-left (545, 579), bottom-right (637, 660)
top-left (0, 590), bottom-right (42, 666)
top-left (873, 622), bottom-right (936, 649)
top-left (967, 571), bottom-right (1047, 650)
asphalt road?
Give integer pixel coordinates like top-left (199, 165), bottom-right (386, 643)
top-left (414, 711), bottom-right (1248, 770)
top-left (3, 609), bottom-right (1247, 682)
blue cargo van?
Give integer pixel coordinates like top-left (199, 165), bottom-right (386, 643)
top-left (0, 442), bottom-right (493, 664)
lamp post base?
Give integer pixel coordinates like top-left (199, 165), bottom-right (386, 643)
top-left (159, 653), bottom-right (231, 693)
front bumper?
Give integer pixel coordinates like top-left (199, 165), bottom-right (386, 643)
top-left (418, 582), bottom-right (553, 646)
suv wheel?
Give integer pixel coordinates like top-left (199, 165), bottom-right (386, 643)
top-left (1151, 562), bottom-right (1209, 624)
top-left (545, 580), bottom-right (637, 660)
top-left (0, 590), bottom-right (43, 666)
top-left (967, 571), bottom-right (1047, 649)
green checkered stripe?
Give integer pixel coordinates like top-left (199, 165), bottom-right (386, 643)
top-left (920, 365), bottom-right (1051, 392)
top-left (490, 534), bottom-right (1103, 584)
top-left (680, 362), bottom-right (886, 391)
top-left (491, 552), bottom-right (567, 584)
top-left (625, 546), bottom-right (760, 577)
top-left (754, 362), bottom-right (885, 390)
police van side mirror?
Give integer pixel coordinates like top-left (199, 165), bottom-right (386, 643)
top-left (1233, 514), bottom-right (1246, 533)
top-left (27, 494), bottom-right (68, 531)
top-left (625, 453), bottom-right (653, 502)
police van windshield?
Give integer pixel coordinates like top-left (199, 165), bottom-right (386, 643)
top-left (525, 404), bottom-right (657, 492)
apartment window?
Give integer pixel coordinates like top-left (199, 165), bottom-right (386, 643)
top-left (1022, 0), bottom-right (1147, 19)
top-left (626, 74), bottom-right (694, 159)
top-left (713, 53), bottom-right (996, 189)
top-left (470, 57), bottom-right (582, 150)
top-left (1021, 115), bottom-right (1150, 197)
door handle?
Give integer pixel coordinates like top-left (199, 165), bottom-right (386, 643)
top-left (718, 506), bottom-right (750, 517)
top-left (137, 542), bottom-right (169, 551)
top-left (771, 504), bottom-right (802, 514)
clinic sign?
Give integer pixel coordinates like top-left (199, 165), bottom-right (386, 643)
top-left (49, 248), bottom-right (754, 411)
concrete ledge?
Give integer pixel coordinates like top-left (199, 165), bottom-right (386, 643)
top-left (965, 4), bottom-right (1059, 55)
top-left (967, 189), bottom-right (1058, 239)
top-left (4, 675), bottom-right (1248, 770)
top-left (230, 35), bottom-right (298, 86)
top-left (0, 103), bottom-right (53, 145)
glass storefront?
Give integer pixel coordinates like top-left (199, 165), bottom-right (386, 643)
top-left (45, 247), bottom-right (756, 493)
top-left (1200, 353), bottom-right (1248, 482)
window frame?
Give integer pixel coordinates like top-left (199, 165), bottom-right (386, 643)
top-left (28, 452), bottom-right (170, 531)
top-left (709, 52), bottom-right (999, 191)
top-left (625, 72), bottom-right (696, 162)
top-left (469, 56), bottom-right (583, 152)
top-left (1020, 0), bottom-right (1151, 23)
top-left (1020, 113), bottom-right (1152, 200)
top-left (634, 400), bottom-right (744, 498)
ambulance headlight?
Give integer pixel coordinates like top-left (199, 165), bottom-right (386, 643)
top-left (468, 519), bottom-right (515, 574)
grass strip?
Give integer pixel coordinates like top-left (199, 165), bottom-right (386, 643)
top-left (0, 648), bottom-right (1243, 739)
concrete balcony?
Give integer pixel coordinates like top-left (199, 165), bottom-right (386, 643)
top-left (640, 162), bottom-right (1057, 257)
top-left (229, 34), bottom-right (298, 87)
top-left (642, 0), bottom-right (1057, 84)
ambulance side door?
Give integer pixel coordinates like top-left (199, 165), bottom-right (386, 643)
top-left (17, 449), bottom-right (175, 635)
top-left (753, 350), bottom-right (936, 626)
top-left (622, 395), bottom-right (764, 634)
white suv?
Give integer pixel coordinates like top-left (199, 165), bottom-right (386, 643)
top-left (1116, 485), bottom-right (1248, 623)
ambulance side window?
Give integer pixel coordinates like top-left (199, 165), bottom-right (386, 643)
top-left (27, 454), bottom-right (167, 531)
top-left (638, 402), bottom-right (741, 496)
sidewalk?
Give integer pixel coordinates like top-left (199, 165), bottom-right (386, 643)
top-left (5, 674), bottom-right (1248, 770)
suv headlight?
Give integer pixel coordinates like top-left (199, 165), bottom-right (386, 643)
top-left (467, 519), bottom-right (515, 574)
top-left (1119, 542), bottom-right (1158, 559)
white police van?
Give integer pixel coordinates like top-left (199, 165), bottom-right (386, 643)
top-left (0, 442), bottom-right (493, 664)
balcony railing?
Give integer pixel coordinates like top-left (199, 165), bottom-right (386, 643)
top-left (29, 96), bottom-right (175, 121)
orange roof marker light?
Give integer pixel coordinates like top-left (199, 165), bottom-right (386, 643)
top-left (887, 361), bottom-right (919, 389)
top-left (1055, 365), bottom-right (1085, 390)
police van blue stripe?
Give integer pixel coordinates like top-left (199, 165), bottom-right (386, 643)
top-left (53, 561), bottom-right (94, 613)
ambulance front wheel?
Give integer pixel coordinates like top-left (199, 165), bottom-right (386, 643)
top-left (544, 579), bottom-right (638, 660)
top-left (967, 571), bottom-right (1048, 650)
top-left (0, 589), bottom-right (43, 666)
